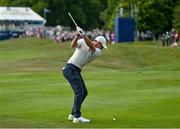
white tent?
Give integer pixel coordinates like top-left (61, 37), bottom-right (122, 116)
top-left (0, 7), bottom-right (46, 24)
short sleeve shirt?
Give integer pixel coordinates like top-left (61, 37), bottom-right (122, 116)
top-left (67, 39), bottom-right (101, 69)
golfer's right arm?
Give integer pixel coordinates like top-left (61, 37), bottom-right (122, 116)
top-left (71, 35), bottom-right (80, 48)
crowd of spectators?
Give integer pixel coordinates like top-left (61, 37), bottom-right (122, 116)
top-left (22, 26), bottom-right (179, 48)
top-left (161, 28), bottom-right (179, 47)
top-left (23, 26), bottom-right (115, 44)
top-left (136, 30), bottom-right (155, 41)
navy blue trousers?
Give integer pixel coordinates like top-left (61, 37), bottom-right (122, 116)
top-left (63, 63), bottom-right (88, 118)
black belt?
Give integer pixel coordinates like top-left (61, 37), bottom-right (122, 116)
top-left (66, 63), bottom-right (81, 72)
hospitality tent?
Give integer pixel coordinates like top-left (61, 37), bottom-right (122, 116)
top-left (0, 7), bottom-right (46, 40)
top-left (0, 7), bottom-right (46, 25)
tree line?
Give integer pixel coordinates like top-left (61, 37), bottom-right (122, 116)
top-left (0, 0), bottom-right (179, 33)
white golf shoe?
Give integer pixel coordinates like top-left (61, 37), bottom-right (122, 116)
top-left (67, 114), bottom-right (74, 121)
top-left (73, 116), bottom-right (90, 123)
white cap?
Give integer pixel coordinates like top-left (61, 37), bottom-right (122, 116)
top-left (95, 36), bottom-right (107, 49)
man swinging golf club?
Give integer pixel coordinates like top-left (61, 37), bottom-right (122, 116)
top-left (62, 26), bottom-right (107, 123)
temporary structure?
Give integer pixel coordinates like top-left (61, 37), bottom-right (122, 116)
top-left (0, 7), bottom-right (46, 25)
top-left (0, 7), bottom-right (46, 40)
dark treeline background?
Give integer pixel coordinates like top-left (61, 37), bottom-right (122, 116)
top-left (0, 0), bottom-right (179, 33)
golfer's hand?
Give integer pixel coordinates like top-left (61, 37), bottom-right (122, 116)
top-left (76, 26), bottom-right (84, 36)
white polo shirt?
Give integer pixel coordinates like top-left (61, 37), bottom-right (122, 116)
top-left (67, 39), bottom-right (101, 69)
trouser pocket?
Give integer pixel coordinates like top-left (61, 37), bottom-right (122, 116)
top-left (63, 66), bottom-right (73, 79)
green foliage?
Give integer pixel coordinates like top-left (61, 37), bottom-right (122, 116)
top-left (102, 0), bottom-right (178, 33)
top-left (44, 0), bottom-right (107, 29)
top-left (0, 0), bottom-right (48, 16)
top-left (137, 0), bottom-right (176, 33)
top-left (0, 0), bottom-right (106, 29)
top-left (0, 0), bottom-right (6, 5)
top-left (173, 1), bottom-right (180, 32)
top-left (100, 0), bottom-right (119, 30)
top-left (0, 0), bottom-right (179, 32)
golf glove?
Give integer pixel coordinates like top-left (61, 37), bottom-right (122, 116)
top-left (76, 26), bottom-right (84, 36)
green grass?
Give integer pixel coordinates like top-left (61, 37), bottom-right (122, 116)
top-left (0, 37), bottom-right (180, 128)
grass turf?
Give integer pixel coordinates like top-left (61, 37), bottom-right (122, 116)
top-left (0, 37), bottom-right (180, 128)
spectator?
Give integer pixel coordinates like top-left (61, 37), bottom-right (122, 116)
top-left (165, 31), bottom-right (171, 46)
top-left (161, 33), bottom-right (166, 46)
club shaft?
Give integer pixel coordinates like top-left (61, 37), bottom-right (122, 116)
top-left (68, 12), bottom-right (78, 27)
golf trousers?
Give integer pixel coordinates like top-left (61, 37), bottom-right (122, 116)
top-left (63, 63), bottom-right (88, 118)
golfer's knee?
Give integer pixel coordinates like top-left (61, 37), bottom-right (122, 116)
top-left (84, 90), bottom-right (88, 97)
top-left (76, 90), bottom-right (87, 98)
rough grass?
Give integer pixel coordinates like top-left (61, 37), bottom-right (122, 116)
top-left (0, 37), bottom-right (180, 128)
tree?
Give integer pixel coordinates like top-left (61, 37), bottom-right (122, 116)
top-left (40, 0), bottom-right (107, 29)
top-left (101, 0), bottom-right (179, 35)
top-left (0, 0), bottom-right (7, 5)
top-left (0, 0), bottom-right (107, 29)
top-left (173, 1), bottom-right (180, 32)
top-left (0, 0), bottom-right (178, 32)
top-left (100, 0), bottom-right (120, 30)
top-left (137, 0), bottom-right (178, 34)
top-left (0, 0), bottom-right (48, 16)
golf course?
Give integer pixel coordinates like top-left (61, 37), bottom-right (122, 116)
top-left (0, 37), bottom-right (180, 128)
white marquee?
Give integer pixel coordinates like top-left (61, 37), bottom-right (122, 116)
top-left (0, 7), bottom-right (46, 24)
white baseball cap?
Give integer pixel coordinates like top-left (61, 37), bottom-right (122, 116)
top-left (95, 36), bottom-right (107, 49)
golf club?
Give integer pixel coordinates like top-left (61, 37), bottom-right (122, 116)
top-left (68, 12), bottom-right (78, 27)
top-left (68, 12), bottom-right (83, 35)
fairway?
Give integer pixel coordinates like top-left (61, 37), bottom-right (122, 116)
top-left (0, 38), bottom-right (180, 128)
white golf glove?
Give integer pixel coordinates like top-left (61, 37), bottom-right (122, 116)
top-left (76, 26), bottom-right (84, 36)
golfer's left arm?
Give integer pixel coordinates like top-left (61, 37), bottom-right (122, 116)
top-left (76, 27), bottom-right (95, 53)
top-left (83, 36), bottom-right (96, 53)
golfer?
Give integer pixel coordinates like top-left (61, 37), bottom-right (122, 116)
top-left (62, 27), bottom-right (107, 123)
